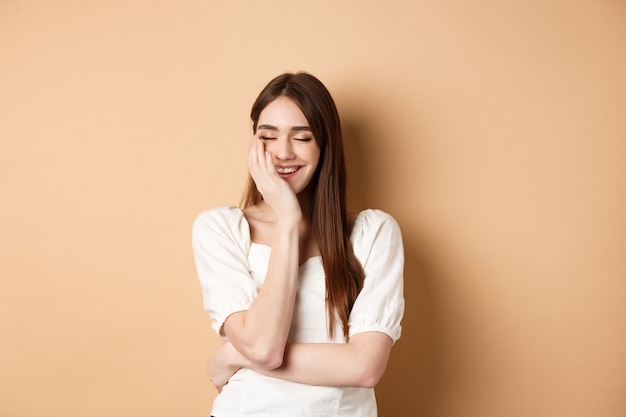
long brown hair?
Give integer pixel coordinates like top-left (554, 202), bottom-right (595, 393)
top-left (241, 72), bottom-right (364, 340)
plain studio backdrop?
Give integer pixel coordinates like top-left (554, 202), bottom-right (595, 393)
top-left (1, 1), bottom-right (625, 416)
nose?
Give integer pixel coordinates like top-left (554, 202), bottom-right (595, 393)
top-left (271, 138), bottom-right (295, 161)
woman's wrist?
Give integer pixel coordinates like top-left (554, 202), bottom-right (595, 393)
top-left (275, 208), bottom-right (302, 226)
top-left (224, 341), bottom-right (251, 369)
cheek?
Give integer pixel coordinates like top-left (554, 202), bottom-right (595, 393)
top-left (310, 146), bottom-right (321, 164)
top-left (310, 151), bottom-right (321, 169)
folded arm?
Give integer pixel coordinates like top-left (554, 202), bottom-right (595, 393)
top-left (222, 137), bottom-right (303, 370)
top-left (208, 331), bottom-right (392, 390)
top-left (221, 219), bottom-right (299, 370)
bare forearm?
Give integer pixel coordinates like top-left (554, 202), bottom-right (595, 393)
top-left (224, 220), bottom-right (300, 367)
top-left (230, 333), bottom-right (393, 388)
top-left (243, 221), bottom-right (299, 337)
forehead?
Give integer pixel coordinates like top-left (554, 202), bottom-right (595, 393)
top-left (257, 96), bottom-right (309, 128)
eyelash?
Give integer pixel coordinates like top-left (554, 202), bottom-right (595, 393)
top-left (259, 136), bottom-right (312, 142)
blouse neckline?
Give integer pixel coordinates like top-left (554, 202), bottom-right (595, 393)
top-left (240, 208), bottom-right (368, 267)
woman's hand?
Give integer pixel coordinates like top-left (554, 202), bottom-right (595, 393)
top-left (218, 138), bottom-right (302, 370)
top-left (248, 136), bottom-right (301, 222)
top-left (206, 341), bottom-right (245, 393)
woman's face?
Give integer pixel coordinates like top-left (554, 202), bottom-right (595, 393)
top-left (256, 96), bottom-right (321, 195)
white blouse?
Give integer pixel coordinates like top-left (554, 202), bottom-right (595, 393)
top-left (192, 206), bottom-right (405, 417)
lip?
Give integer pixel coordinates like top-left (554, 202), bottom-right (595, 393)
top-left (276, 165), bottom-right (301, 178)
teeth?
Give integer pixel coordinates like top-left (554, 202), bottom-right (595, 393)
top-left (276, 167), bottom-right (298, 174)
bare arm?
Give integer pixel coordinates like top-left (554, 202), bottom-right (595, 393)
top-left (222, 220), bottom-right (298, 369)
top-left (264, 332), bottom-right (392, 388)
top-left (208, 332), bottom-right (393, 390)
top-left (205, 200), bottom-right (404, 392)
top-left (222, 137), bottom-right (301, 369)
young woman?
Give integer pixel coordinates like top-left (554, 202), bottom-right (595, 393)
top-left (192, 72), bottom-right (404, 416)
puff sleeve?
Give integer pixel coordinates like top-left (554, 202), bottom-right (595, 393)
top-left (348, 209), bottom-right (405, 343)
top-left (192, 206), bottom-right (258, 337)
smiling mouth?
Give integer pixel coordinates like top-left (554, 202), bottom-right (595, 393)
top-left (276, 167), bottom-right (299, 174)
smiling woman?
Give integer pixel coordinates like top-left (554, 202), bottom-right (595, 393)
top-left (254, 96), bottom-right (320, 194)
top-left (192, 72), bottom-right (405, 417)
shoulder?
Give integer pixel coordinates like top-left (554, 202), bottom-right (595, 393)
top-left (350, 209), bottom-right (404, 271)
top-left (193, 205), bottom-right (244, 229)
top-left (352, 209), bottom-right (401, 236)
top-left (350, 209), bottom-right (403, 257)
top-left (192, 206), bottom-right (249, 245)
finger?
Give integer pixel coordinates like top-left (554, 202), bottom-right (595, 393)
top-left (263, 149), bottom-right (276, 174)
top-left (250, 137), bottom-right (267, 175)
top-left (256, 138), bottom-right (269, 171)
top-left (256, 137), bottom-right (277, 175)
top-left (255, 141), bottom-right (277, 183)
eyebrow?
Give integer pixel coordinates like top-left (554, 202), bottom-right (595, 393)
top-left (257, 124), bottom-right (311, 132)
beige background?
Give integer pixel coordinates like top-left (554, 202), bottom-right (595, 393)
top-left (1, 1), bottom-right (625, 416)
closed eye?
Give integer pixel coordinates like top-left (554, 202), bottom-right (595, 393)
top-left (294, 137), bottom-right (313, 142)
top-left (259, 136), bottom-right (277, 141)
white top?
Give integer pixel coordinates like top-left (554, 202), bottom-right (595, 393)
top-left (192, 206), bottom-right (405, 417)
